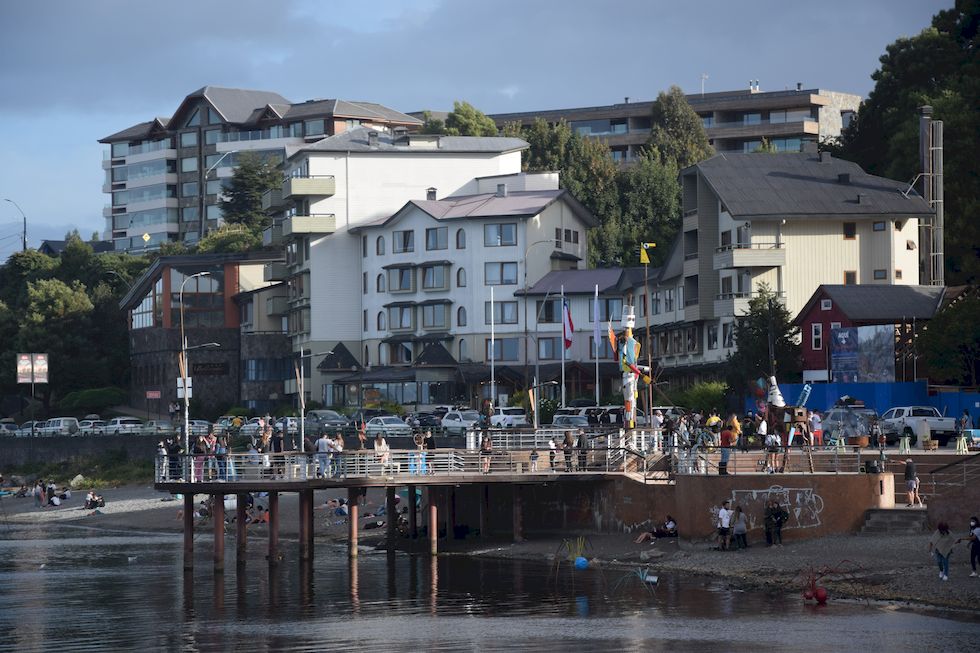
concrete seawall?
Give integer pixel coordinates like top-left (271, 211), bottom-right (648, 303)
top-left (0, 435), bottom-right (159, 468)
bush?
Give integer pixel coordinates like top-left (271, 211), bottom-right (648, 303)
top-left (380, 401), bottom-right (405, 416)
top-left (57, 387), bottom-right (127, 414)
top-left (538, 398), bottom-right (559, 425)
top-left (674, 381), bottom-right (727, 413)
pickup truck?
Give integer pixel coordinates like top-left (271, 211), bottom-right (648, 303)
top-left (880, 406), bottom-right (958, 447)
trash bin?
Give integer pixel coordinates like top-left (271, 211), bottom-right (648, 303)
top-left (864, 460), bottom-right (880, 474)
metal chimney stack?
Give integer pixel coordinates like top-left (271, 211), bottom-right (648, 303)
top-left (918, 106), bottom-right (944, 286)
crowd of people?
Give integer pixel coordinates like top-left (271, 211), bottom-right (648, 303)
top-left (8, 479), bottom-right (103, 511)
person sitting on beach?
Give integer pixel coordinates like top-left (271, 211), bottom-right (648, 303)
top-left (85, 489), bottom-right (105, 510)
top-left (247, 506), bottom-right (269, 526)
top-left (59, 487), bottom-right (71, 501)
top-left (14, 484), bottom-right (29, 498)
top-left (634, 515), bottom-right (678, 543)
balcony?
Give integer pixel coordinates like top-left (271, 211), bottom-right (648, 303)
top-left (266, 295), bottom-right (288, 316)
top-left (263, 222), bottom-right (283, 247)
top-left (682, 208), bottom-right (698, 232)
top-left (712, 242), bottom-right (785, 270)
top-left (261, 188), bottom-right (285, 211)
top-left (714, 291), bottom-right (785, 318)
top-left (283, 213), bottom-right (336, 238)
top-left (263, 262), bottom-right (288, 282)
top-left (282, 175), bottom-right (335, 199)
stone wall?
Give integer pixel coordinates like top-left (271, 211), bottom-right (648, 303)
top-left (0, 435), bottom-right (159, 469)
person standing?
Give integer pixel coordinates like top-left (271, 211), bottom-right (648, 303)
top-left (716, 500), bottom-right (733, 550)
top-left (562, 431), bottom-right (575, 473)
top-left (649, 410), bottom-right (664, 451)
top-left (719, 423), bottom-right (734, 475)
top-left (192, 434), bottom-right (206, 482)
top-left (809, 410), bottom-right (823, 447)
top-left (548, 437), bottom-right (557, 472)
top-left (315, 431), bottom-right (330, 478)
top-left (480, 434), bottom-right (493, 474)
top-left (772, 501), bottom-right (789, 546)
top-left (732, 505), bottom-right (748, 549)
top-left (929, 522), bottom-right (955, 581)
top-left (764, 500), bottom-right (776, 546)
top-left (903, 458), bottom-right (917, 507)
top-left (955, 516), bottom-right (980, 577)
top-left (576, 429), bottom-right (588, 471)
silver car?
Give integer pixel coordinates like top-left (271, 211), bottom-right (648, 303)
top-left (364, 416), bottom-right (411, 438)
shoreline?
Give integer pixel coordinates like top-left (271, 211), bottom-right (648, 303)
top-left (4, 484), bottom-right (979, 613)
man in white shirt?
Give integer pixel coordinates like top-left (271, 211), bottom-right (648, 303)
top-left (315, 433), bottom-right (330, 478)
top-left (717, 500), bottom-right (733, 550)
top-left (649, 410), bottom-right (664, 451)
top-left (809, 411), bottom-right (823, 446)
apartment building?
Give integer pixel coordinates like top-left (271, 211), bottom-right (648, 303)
top-left (490, 84), bottom-right (861, 162)
top-left (99, 86), bottom-right (421, 252)
top-left (621, 149), bottom-right (933, 382)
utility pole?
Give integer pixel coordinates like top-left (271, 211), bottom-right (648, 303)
top-left (4, 199), bottom-right (27, 251)
top-left (640, 243), bottom-right (656, 417)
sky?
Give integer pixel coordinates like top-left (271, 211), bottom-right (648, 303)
top-left (0, 0), bottom-right (949, 256)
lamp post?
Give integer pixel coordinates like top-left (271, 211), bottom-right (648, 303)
top-left (294, 350), bottom-right (333, 452)
top-left (4, 198), bottom-right (27, 251)
top-left (179, 271), bottom-right (211, 454)
top-left (529, 380), bottom-right (559, 429)
top-left (200, 150), bottom-right (238, 239)
top-left (521, 239), bottom-right (560, 427)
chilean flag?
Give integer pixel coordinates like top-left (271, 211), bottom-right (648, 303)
top-left (562, 299), bottom-right (575, 349)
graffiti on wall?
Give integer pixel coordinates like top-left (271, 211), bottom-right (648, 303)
top-left (709, 486), bottom-right (825, 531)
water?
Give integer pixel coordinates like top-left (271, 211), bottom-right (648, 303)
top-left (0, 525), bottom-right (976, 652)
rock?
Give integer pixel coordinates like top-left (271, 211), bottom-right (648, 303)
top-left (639, 550), bottom-right (650, 561)
top-left (646, 549), bottom-right (666, 559)
top-left (9, 475), bottom-right (27, 487)
top-left (70, 474), bottom-right (86, 489)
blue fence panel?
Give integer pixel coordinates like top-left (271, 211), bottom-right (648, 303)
top-left (744, 381), bottom-right (929, 415)
top-left (928, 392), bottom-right (980, 428)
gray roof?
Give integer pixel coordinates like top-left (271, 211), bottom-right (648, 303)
top-left (519, 268), bottom-right (626, 296)
top-left (283, 99), bottom-right (421, 124)
top-left (188, 86), bottom-right (291, 123)
top-left (687, 152), bottom-right (933, 219)
top-left (795, 284), bottom-right (945, 324)
top-left (99, 118), bottom-right (170, 143)
top-left (300, 127), bottom-right (527, 155)
top-left (38, 239), bottom-right (114, 256)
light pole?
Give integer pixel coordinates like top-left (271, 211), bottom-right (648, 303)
top-left (179, 271), bottom-right (211, 454)
top-left (529, 380), bottom-right (559, 429)
top-left (294, 350), bottom-right (332, 452)
top-left (4, 198), bottom-right (27, 251)
top-left (521, 239), bottom-right (559, 423)
top-left (200, 150), bottom-right (238, 239)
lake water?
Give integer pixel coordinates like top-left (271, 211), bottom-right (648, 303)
top-left (0, 524), bottom-right (976, 652)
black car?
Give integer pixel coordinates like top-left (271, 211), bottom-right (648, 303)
top-left (407, 412), bottom-right (443, 429)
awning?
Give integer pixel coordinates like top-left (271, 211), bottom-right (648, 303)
top-left (382, 262), bottom-right (417, 270)
top-left (383, 300), bottom-right (417, 308)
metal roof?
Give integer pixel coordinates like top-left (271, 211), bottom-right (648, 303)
top-left (794, 284), bottom-right (946, 324)
top-left (519, 268), bottom-right (626, 296)
top-left (300, 127), bottom-right (527, 155)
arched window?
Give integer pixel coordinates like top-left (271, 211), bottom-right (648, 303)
top-left (456, 267), bottom-right (466, 288)
top-left (456, 228), bottom-right (466, 249)
top-left (376, 236), bottom-right (385, 255)
top-left (376, 273), bottom-right (385, 292)
top-left (457, 306), bottom-right (467, 327)
top-left (377, 311), bottom-right (386, 330)
top-left (458, 338), bottom-right (468, 361)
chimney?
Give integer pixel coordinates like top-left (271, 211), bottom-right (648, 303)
top-left (367, 131), bottom-right (379, 147)
top-left (919, 104), bottom-right (944, 285)
top-left (393, 126), bottom-right (409, 144)
top-left (856, 193), bottom-right (867, 204)
top-left (796, 82), bottom-right (802, 91)
top-left (837, 172), bottom-right (850, 184)
top-left (426, 187), bottom-right (437, 201)
top-left (496, 183), bottom-right (508, 198)
top-left (820, 151), bottom-right (832, 163)
top-left (624, 96), bottom-right (630, 104)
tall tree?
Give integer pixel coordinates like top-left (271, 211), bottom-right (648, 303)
top-left (647, 85), bottom-right (714, 169)
top-left (444, 101), bottom-right (499, 136)
top-left (919, 292), bottom-right (980, 385)
top-left (220, 151), bottom-right (282, 234)
top-left (837, 0), bottom-right (980, 283)
top-left (419, 110), bottom-right (447, 134)
top-left (615, 152), bottom-right (680, 268)
top-left (724, 284), bottom-right (802, 395)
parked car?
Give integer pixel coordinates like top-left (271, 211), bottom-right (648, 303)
top-left (16, 420), bottom-right (44, 437)
top-left (105, 417), bottom-right (144, 436)
top-left (880, 406), bottom-right (958, 447)
top-left (274, 416), bottom-right (299, 435)
top-left (239, 417), bottom-right (265, 438)
top-left (822, 406), bottom-right (879, 440)
top-left (491, 407), bottom-right (529, 428)
top-left (40, 417), bottom-right (80, 436)
top-left (78, 419), bottom-right (106, 436)
top-left (650, 406), bottom-right (686, 422)
top-left (347, 409), bottom-right (389, 427)
top-left (596, 406), bottom-right (647, 427)
top-left (364, 416), bottom-right (412, 438)
top-left (406, 412), bottom-right (443, 429)
top-left (213, 416), bottom-right (236, 434)
top-left (0, 422), bottom-right (18, 436)
top-left (187, 419), bottom-right (212, 437)
top-left (441, 410), bottom-right (481, 435)
top-left (142, 420), bottom-right (174, 437)
top-left (552, 407), bottom-right (589, 420)
top-left (304, 409), bottom-right (348, 435)
top-left (550, 415), bottom-right (590, 428)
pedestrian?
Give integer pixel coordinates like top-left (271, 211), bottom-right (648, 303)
top-left (929, 521), bottom-right (955, 581)
top-left (719, 423), bottom-right (734, 475)
top-left (216, 436), bottom-right (228, 481)
top-left (548, 437), bottom-right (557, 472)
top-left (577, 429), bottom-right (588, 471)
top-left (772, 501), bottom-right (788, 546)
top-left (480, 434), bottom-right (493, 474)
top-left (732, 505), bottom-right (748, 549)
top-left (192, 434), bottom-right (206, 482)
top-left (764, 499), bottom-right (776, 546)
top-left (530, 448), bottom-right (539, 472)
top-left (315, 431), bottom-right (329, 478)
top-left (716, 500), bottom-right (733, 550)
top-left (562, 431), bottom-right (575, 472)
top-left (903, 458), bottom-right (917, 507)
top-left (955, 515), bottom-right (980, 577)
top-left (809, 410), bottom-right (823, 447)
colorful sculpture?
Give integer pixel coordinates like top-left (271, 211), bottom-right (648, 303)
top-left (617, 305), bottom-right (651, 429)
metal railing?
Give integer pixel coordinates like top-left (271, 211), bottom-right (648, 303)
top-left (714, 242), bottom-right (783, 252)
top-left (928, 452), bottom-right (980, 496)
top-left (670, 447), bottom-right (864, 475)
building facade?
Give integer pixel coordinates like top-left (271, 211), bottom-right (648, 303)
top-left (99, 86), bottom-right (421, 252)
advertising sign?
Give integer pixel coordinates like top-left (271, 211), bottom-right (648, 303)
top-left (830, 325), bottom-right (895, 383)
top-left (146, 390), bottom-right (162, 400)
top-left (16, 353), bottom-right (48, 384)
top-left (32, 353), bottom-right (48, 384)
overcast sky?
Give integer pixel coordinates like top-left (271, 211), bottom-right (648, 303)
top-left (0, 0), bottom-right (947, 254)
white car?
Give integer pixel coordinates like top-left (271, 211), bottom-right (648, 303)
top-left (106, 417), bottom-right (144, 435)
top-left (78, 419), bottom-right (106, 436)
top-left (364, 416), bottom-right (411, 437)
top-left (40, 417), bottom-right (80, 436)
top-left (187, 420), bottom-right (212, 437)
top-left (441, 410), bottom-right (481, 435)
top-left (491, 407), bottom-right (529, 428)
top-left (239, 417), bottom-right (264, 438)
top-left (880, 406), bottom-right (958, 447)
top-left (275, 416), bottom-right (299, 435)
top-left (142, 420), bottom-right (174, 436)
top-left (16, 420), bottom-right (44, 437)
top-left (0, 422), bottom-right (18, 436)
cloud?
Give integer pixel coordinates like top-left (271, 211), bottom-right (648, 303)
top-left (497, 86), bottom-right (520, 100)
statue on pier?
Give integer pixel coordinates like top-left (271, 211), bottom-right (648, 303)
top-left (616, 304), bottom-right (651, 429)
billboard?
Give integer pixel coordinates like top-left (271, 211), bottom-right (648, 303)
top-left (16, 353), bottom-right (48, 384)
top-left (830, 325), bottom-right (895, 383)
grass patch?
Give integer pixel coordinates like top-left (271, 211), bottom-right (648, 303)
top-left (6, 448), bottom-right (154, 489)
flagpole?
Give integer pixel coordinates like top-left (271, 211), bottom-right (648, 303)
top-left (594, 284), bottom-right (600, 406)
top-left (560, 284), bottom-right (566, 407)
top-left (490, 285), bottom-right (495, 408)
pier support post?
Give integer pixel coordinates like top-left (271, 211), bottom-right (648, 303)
top-left (183, 493), bottom-right (194, 570)
top-left (428, 487), bottom-right (438, 556)
top-left (386, 486), bottom-right (396, 552)
top-left (348, 487), bottom-right (359, 558)
top-left (212, 493), bottom-right (225, 572)
top-left (512, 485), bottom-right (524, 543)
top-left (298, 490), bottom-right (314, 562)
top-left (479, 484), bottom-right (489, 539)
top-left (408, 484), bottom-right (418, 539)
top-left (236, 493), bottom-right (247, 565)
top-left (268, 491), bottom-right (279, 566)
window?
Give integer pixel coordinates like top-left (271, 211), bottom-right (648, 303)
top-left (422, 265), bottom-right (447, 290)
top-left (185, 108), bottom-right (200, 127)
top-left (389, 306), bottom-right (414, 330)
top-left (873, 221), bottom-right (886, 232)
top-left (484, 223), bottom-right (517, 247)
top-left (181, 182), bottom-right (199, 197)
top-left (811, 323), bottom-right (823, 350)
top-left (389, 268), bottom-right (414, 292)
top-left (743, 113), bottom-right (761, 125)
top-left (591, 298), bottom-right (623, 322)
top-left (651, 291), bottom-right (661, 315)
top-left (555, 227), bottom-right (562, 248)
top-left (305, 119), bottom-right (325, 137)
top-left (378, 344), bottom-right (388, 365)
top-left (362, 272), bottom-right (368, 294)
top-left (362, 235), bottom-right (367, 257)
top-left (485, 301), bottom-right (518, 324)
top-left (205, 129), bottom-right (221, 145)
top-left (426, 227), bottom-right (448, 251)
top-left (180, 131), bottom-right (198, 147)
top-left (590, 336), bottom-right (615, 359)
top-left (664, 289), bottom-right (675, 312)
top-left (457, 306), bottom-right (467, 327)
top-left (707, 325), bottom-right (719, 350)
top-left (377, 312), bottom-right (386, 330)
top-left (820, 299), bottom-right (832, 311)
top-left (831, 322), bottom-right (841, 330)
top-left (873, 269), bottom-right (887, 280)
top-left (456, 229), bottom-right (466, 249)
top-left (422, 304), bottom-right (447, 329)
top-left (376, 236), bottom-right (385, 255)
top-left (363, 310), bottom-right (368, 330)
top-left (180, 157), bottom-right (198, 173)
top-left (376, 274), bottom-right (386, 292)
top-left (486, 338), bottom-right (519, 361)
top-left (393, 230), bottom-right (414, 253)
top-left (686, 326), bottom-right (700, 353)
top-left (538, 337), bottom-right (559, 360)
top-left (536, 299), bottom-right (560, 323)
top-left (394, 343), bottom-right (412, 364)
top-left (484, 262), bottom-right (517, 285)
top-left (843, 222), bottom-right (856, 239)
top-left (456, 268), bottom-right (466, 288)
top-left (844, 271), bottom-right (857, 285)
top-left (459, 339), bottom-right (468, 361)
top-left (722, 323), bottom-right (735, 348)
top-left (895, 269), bottom-right (903, 280)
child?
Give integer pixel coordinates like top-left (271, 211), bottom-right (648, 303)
top-left (530, 448), bottom-right (539, 472)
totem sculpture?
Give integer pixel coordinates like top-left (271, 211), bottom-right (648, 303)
top-left (617, 305), bottom-right (651, 429)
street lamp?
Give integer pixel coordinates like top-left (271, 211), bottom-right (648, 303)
top-left (295, 350), bottom-right (333, 452)
top-left (529, 380), bottom-right (559, 429)
top-left (179, 271), bottom-right (211, 454)
top-left (200, 150), bottom-right (238, 239)
top-left (4, 198), bottom-right (27, 251)
top-left (521, 239), bottom-right (560, 426)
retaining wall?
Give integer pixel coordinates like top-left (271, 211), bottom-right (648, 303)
top-left (0, 435), bottom-right (159, 468)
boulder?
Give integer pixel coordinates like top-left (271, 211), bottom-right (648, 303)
top-left (70, 474), bottom-right (86, 489)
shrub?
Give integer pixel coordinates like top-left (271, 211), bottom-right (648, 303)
top-left (674, 381), bottom-right (728, 413)
top-left (57, 387), bottom-right (127, 414)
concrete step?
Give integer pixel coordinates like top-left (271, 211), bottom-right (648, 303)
top-left (860, 508), bottom-right (930, 535)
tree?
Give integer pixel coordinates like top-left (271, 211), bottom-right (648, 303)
top-left (444, 101), bottom-right (499, 136)
top-left (220, 151), bottom-right (282, 234)
top-left (753, 137), bottom-right (777, 153)
top-left (724, 284), bottom-right (802, 395)
top-left (919, 292), bottom-right (980, 385)
top-left (196, 225), bottom-right (262, 254)
top-left (419, 110), bottom-right (447, 134)
top-left (615, 152), bottom-right (680, 268)
top-left (647, 85), bottom-right (714, 169)
top-left (837, 0), bottom-right (980, 284)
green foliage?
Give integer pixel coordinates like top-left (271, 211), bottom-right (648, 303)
top-left (220, 151), bottom-right (282, 234)
top-left (611, 152), bottom-right (680, 268)
top-left (537, 397), bottom-right (559, 425)
top-left (380, 401), bottom-right (405, 416)
top-left (195, 225), bottom-right (262, 254)
top-left (836, 1), bottom-right (980, 284)
top-left (753, 137), bottom-right (778, 153)
top-left (154, 241), bottom-right (189, 257)
top-left (919, 291), bottom-right (980, 385)
top-left (647, 85), bottom-right (714, 169)
top-left (724, 284), bottom-right (801, 395)
top-left (57, 387), bottom-right (128, 413)
top-left (419, 110), bottom-right (447, 134)
top-left (508, 389), bottom-right (529, 412)
top-left (445, 101), bottom-right (499, 136)
top-left (8, 448), bottom-right (154, 488)
top-left (674, 381), bottom-right (728, 413)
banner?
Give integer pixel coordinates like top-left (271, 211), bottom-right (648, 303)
top-left (830, 325), bottom-right (895, 383)
top-left (16, 353), bottom-right (48, 384)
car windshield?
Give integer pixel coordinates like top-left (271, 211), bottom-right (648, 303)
top-left (461, 411), bottom-right (480, 420)
top-left (502, 409), bottom-right (524, 415)
top-left (910, 408), bottom-right (938, 417)
top-left (382, 417), bottom-right (403, 424)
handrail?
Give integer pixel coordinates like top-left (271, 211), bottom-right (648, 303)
top-left (714, 242), bottom-right (783, 252)
top-left (925, 451), bottom-right (980, 475)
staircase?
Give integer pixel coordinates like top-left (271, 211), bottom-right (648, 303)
top-left (859, 508), bottom-right (930, 535)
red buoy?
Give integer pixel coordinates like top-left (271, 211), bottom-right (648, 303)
top-left (814, 586), bottom-right (828, 604)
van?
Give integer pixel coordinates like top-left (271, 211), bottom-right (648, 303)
top-left (40, 417), bottom-right (80, 436)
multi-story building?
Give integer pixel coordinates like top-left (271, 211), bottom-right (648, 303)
top-left (490, 84), bottom-right (861, 162)
top-left (99, 86), bottom-right (421, 252)
top-left (621, 148), bottom-right (933, 383)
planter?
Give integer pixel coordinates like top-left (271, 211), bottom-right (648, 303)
top-left (846, 436), bottom-right (870, 448)
top-left (922, 439), bottom-right (939, 451)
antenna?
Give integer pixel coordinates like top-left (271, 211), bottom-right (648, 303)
top-left (700, 73), bottom-right (709, 96)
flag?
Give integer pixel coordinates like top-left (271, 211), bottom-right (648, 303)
top-left (592, 285), bottom-right (600, 355)
top-left (562, 299), bottom-right (574, 349)
top-left (607, 321), bottom-right (617, 357)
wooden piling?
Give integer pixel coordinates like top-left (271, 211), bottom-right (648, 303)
top-left (268, 491), bottom-right (279, 566)
top-left (235, 493), bottom-right (247, 565)
top-left (183, 493), bottom-right (194, 570)
top-left (212, 493), bottom-right (225, 572)
top-left (348, 487), bottom-right (359, 558)
top-left (385, 486), bottom-right (396, 552)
